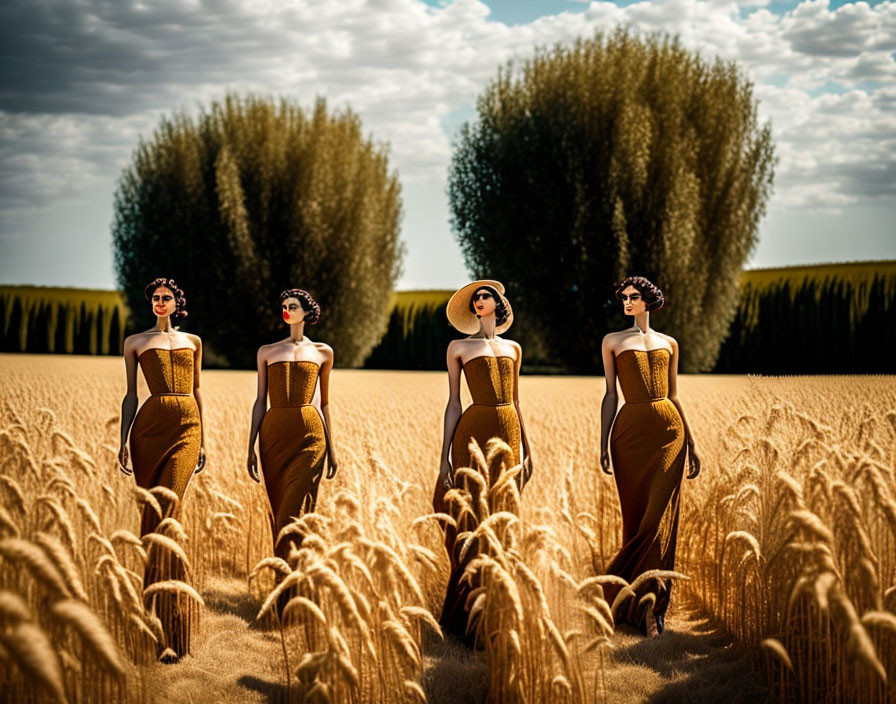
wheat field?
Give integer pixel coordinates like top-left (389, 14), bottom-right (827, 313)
top-left (0, 354), bottom-right (894, 703)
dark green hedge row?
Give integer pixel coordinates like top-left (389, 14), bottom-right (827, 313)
top-left (364, 300), bottom-right (460, 370)
top-left (5, 272), bottom-right (894, 374)
top-left (364, 273), bottom-right (896, 374)
top-left (0, 289), bottom-right (127, 356)
top-left (714, 274), bottom-right (895, 374)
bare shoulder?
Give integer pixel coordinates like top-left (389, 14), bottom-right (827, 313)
top-left (447, 338), bottom-right (465, 354)
top-left (602, 330), bottom-right (624, 351)
top-left (185, 332), bottom-right (202, 350)
top-left (657, 331), bottom-right (678, 351)
top-left (123, 330), bottom-right (154, 355)
top-left (122, 333), bottom-right (140, 354)
top-left (503, 338), bottom-right (523, 361)
top-left (315, 342), bottom-right (334, 362)
top-left (446, 338), bottom-right (466, 364)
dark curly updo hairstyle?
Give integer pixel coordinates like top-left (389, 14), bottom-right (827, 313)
top-left (144, 277), bottom-right (188, 319)
top-left (279, 288), bottom-right (321, 325)
top-left (469, 285), bottom-right (510, 326)
top-left (614, 276), bottom-right (664, 312)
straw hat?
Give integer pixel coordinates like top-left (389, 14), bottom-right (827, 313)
top-left (446, 280), bottom-right (514, 335)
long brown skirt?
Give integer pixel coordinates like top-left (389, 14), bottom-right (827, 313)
top-left (433, 403), bottom-right (521, 646)
top-left (259, 405), bottom-right (327, 561)
top-left (603, 398), bottom-right (686, 630)
top-left (130, 394), bottom-right (201, 657)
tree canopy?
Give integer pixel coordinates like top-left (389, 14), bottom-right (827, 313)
top-left (113, 94), bottom-right (403, 367)
top-left (449, 31), bottom-right (775, 371)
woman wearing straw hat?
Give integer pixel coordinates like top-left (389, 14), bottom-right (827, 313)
top-left (433, 280), bottom-right (533, 646)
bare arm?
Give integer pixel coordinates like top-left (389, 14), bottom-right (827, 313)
top-left (511, 342), bottom-right (533, 484)
top-left (246, 348), bottom-right (269, 482)
top-left (438, 344), bottom-right (464, 489)
top-left (192, 337), bottom-right (207, 473)
top-left (117, 338), bottom-right (139, 475)
top-left (666, 339), bottom-right (701, 479)
top-left (599, 336), bottom-right (619, 474)
top-left (319, 346), bottom-right (337, 479)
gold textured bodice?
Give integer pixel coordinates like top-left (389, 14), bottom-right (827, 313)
top-left (463, 355), bottom-right (514, 405)
top-left (138, 347), bottom-right (194, 395)
top-left (266, 361), bottom-right (318, 407)
top-left (615, 348), bottom-right (670, 402)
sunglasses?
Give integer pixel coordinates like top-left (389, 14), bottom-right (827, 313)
top-left (619, 293), bottom-right (642, 302)
top-left (473, 292), bottom-right (493, 301)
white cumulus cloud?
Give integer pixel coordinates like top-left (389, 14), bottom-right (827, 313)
top-left (0, 0), bottom-right (893, 276)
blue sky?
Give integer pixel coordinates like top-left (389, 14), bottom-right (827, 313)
top-left (0, 0), bottom-right (894, 291)
top-left (420, 0), bottom-right (590, 24)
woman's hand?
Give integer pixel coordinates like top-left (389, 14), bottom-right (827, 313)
top-left (522, 454), bottom-right (533, 485)
top-left (326, 453), bottom-right (338, 480)
top-left (600, 449), bottom-right (612, 475)
top-left (686, 442), bottom-right (701, 479)
top-left (193, 447), bottom-right (207, 475)
top-left (439, 458), bottom-right (454, 491)
top-left (118, 446), bottom-right (132, 476)
top-left (247, 450), bottom-right (260, 482)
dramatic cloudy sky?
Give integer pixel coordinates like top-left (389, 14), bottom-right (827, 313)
top-left (1, 0), bottom-right (894, 290)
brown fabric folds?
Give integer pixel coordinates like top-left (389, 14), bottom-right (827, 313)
top-left (433, 355), bottom-right (523, 646)
top-left (603, 348), bottom-right (686, 631)
top-left (130, 347), bottom-right (201, 657)
top-left (259, 361), bottom-right (326, 561)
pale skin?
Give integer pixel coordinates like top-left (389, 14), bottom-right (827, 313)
top-left (245, 296), bottom-right (337, 483)
top-left (438, 287), bottom-right (533, 491)
top-left (118, 285), bottom-right (207, 475)
top-left (598, 283), bottom-right (701, 637)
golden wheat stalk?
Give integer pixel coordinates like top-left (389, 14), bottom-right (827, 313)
top-left (0, 589), bottom-right (32, 624)
top-left (0, 620), bottom-right (69, 704)
top-left (74, 499), bottom-right (103, 535)
top-left (143, 580), bottom-right (205, 606)
top-left (256, 570), bottom-right (306, 621)
top-left (0, 537), bottom-right (72, 599)
top-left (34, 495), bottom-right (78, 554)
top-left (0, 505), bottom-right (20, 537)
top-left (110, 529), bottom-right (148, 563)
top-left (33, 533), bottom-right (88, 602)
top-left (141, 533), bottom-right (191, 571)
top-left (132, 488), bottom-right (162, 521)
top-left (50, 599), bottom-right (126, 678)
top-left (0, 474), bottom-right (27, 515)
top-left (154, 517), bottom-right (188, 542)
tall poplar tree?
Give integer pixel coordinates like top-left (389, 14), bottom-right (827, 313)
top-left (449, 31), bottom-right (775, 371)
top-left (113, 94), bottom-right (403, 367)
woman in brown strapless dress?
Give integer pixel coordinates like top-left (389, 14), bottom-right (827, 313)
top-left (118, 277), bottom-right (205, 659)
top-left (599, 276), bottom-right (701, 638)
top-left (434, 280), bottom-right (533, 647)
top-left (247, 289), bottom-right (336, 564)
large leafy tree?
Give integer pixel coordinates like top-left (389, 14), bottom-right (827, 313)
top-left (113, 94), bottom-right (403, 367)
top-left (449, 31), bottom-right (775, 371)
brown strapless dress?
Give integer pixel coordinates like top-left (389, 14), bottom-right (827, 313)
top-left (259, 361), bottom-right (327, 560)
top-left (130, 346), bottom-right (201, 657)
top-left (131, 347), bottom-right (201, 534)
top-left (603, 348), bottom-right (686, 631)
top-left (433, 355), bottom-right (522, 646)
